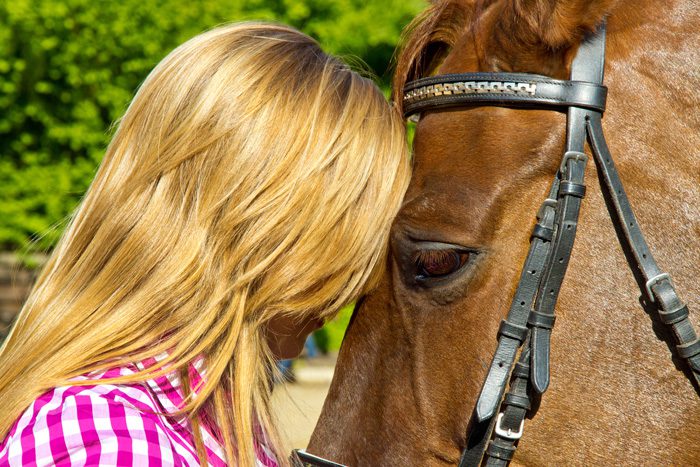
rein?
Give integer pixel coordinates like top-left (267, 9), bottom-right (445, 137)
top-left (401, 22), bottom-right (700, 466)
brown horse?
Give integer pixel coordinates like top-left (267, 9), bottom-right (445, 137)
top-left (308, 0), bottom-right (700, 465)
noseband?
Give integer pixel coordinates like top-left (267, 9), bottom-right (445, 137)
top-left (401, 22), bottom-right (700, 466)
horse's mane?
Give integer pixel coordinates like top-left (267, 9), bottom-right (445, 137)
top-left (392, 0), bottom-right (618, 113)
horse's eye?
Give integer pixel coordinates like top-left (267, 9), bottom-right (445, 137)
top-left (413, 249), bottom-right (471, 280)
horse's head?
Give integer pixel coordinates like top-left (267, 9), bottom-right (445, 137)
top-left (309, 1), bottom-right (700, 465)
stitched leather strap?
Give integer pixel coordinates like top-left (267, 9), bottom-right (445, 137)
top-left (472, 192), bottom-right (558, 422)
top-left (403, 73), bottom-right (607, 117)
top-left (559, 181), bottom-right (587, 198)
top-left (503, 393), bottom-right (531, 410)
top-left (586, 114), bottom-right (700, 382)
top-left (659, 305), bottom-right (689, 326)
top-left (458, 192), bottom-right (557, 467)
top-left (530, 147), bottom-right (589, 393)
top-left (531, 224), bottom-right (553, 242)
top-left (486, 440), bottom-right (516, 462)
top-left (484, 347), bottom-right (532, 467)
top-left (498, 320), bottom-right (529, 343)
top-left (528, 311), bottom-right (556, 329)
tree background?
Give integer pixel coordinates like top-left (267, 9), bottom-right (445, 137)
top-left (0, 0), bottom-right (424, 254)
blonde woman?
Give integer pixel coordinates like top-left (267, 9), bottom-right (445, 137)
top-left (0, 23), bottom-right (410, 466)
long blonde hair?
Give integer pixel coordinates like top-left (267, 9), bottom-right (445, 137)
top-left (0, 22), bottom-right (410, 465)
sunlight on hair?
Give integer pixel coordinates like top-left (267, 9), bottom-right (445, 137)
top-left (0, 22), bottom-right (411, 466)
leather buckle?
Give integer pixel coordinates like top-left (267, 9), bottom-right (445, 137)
top-left (645, 272), bottom-right (672, 303)
top-left (494, 413), bottom-right (524, 440)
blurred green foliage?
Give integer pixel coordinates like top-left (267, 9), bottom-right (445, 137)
top-left (0, 0), bottom-right (424, 253)
top-left (313, 302), bottom-right (354, 352)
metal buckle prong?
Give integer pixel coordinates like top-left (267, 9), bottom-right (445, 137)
top-left (645, 272), bottom-right (672, 303)
top-left (536, 199), bottom-right (558, 221)
top-left (559, 150), bottom-right (588, 176)
top-left (494, 413), bottom-right (524, 440)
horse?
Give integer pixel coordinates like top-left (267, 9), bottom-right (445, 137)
top-left (307, 0), bottom-right (700, 465)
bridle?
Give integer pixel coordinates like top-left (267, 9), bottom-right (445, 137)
top-left (401, 21), bottom-right (700, 466)
top-left (291, 21), bottom-right (700, 467)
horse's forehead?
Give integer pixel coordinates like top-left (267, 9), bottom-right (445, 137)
top-left (405, 107), bottom-right (565, 243)
top-left (412, 107), bottom-right (563, 182)
top-left (413, 108), bottom-right (512, 169)
top-left (399, 188), bottom-right (490, 224)
top-left (439, 33), bottom-right (478, 74)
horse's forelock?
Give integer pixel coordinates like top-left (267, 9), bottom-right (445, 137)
top-left (391, 0), bottom-right (473, 112)
top-left (500, 0), bottom-right (619, 48)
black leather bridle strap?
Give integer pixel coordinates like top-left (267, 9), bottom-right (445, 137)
top-left (458, 24), bottom-right (606, 467)
top-left (529, 17), bottom-right (607, 395)
top-left (484, 346), bottom-right (532, 467)
top-left (403, 73), bottom-right (607, 116)
top-left (529, 147), bottom-right (588, 393)
top-left (586, 115), bottom-right (700, 385)
top-left (482, 150), bottom-right (590, 466)
top-left (458, 188), bottom-right (558, 467)
top-left (472, 191), bottom-right (557, 421)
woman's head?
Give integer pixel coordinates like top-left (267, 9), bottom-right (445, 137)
top-left (0, 22), bottom-right (410, 464)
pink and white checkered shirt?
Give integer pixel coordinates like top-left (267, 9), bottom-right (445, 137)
top-left (0, 354), bottom-right (278, 466)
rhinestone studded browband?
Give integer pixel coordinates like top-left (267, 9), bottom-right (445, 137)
top-left (404, 80), bottom-right (537, 105)
top-left (401, 73), bottom-right (608, 117)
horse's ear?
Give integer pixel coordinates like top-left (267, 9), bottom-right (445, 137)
top-left (479, 0), bottom-right (617, 76)
top-left (392, 1), bottom-right (473, 111)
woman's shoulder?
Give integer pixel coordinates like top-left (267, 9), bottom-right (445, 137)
top-left (0, 365), bottom-right (184, 466)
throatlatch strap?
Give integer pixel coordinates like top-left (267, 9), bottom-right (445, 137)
top-left (586, 115), bottom-right (700, 386)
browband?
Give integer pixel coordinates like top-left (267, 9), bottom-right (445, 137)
top-left (403, 72), bottom-right (607, 117)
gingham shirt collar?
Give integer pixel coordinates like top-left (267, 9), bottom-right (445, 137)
top-left (135, 352), bottom-right (207, 424)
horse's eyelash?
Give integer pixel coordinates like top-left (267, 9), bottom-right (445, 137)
top-left (412, 249), bottom-right (459, 265)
